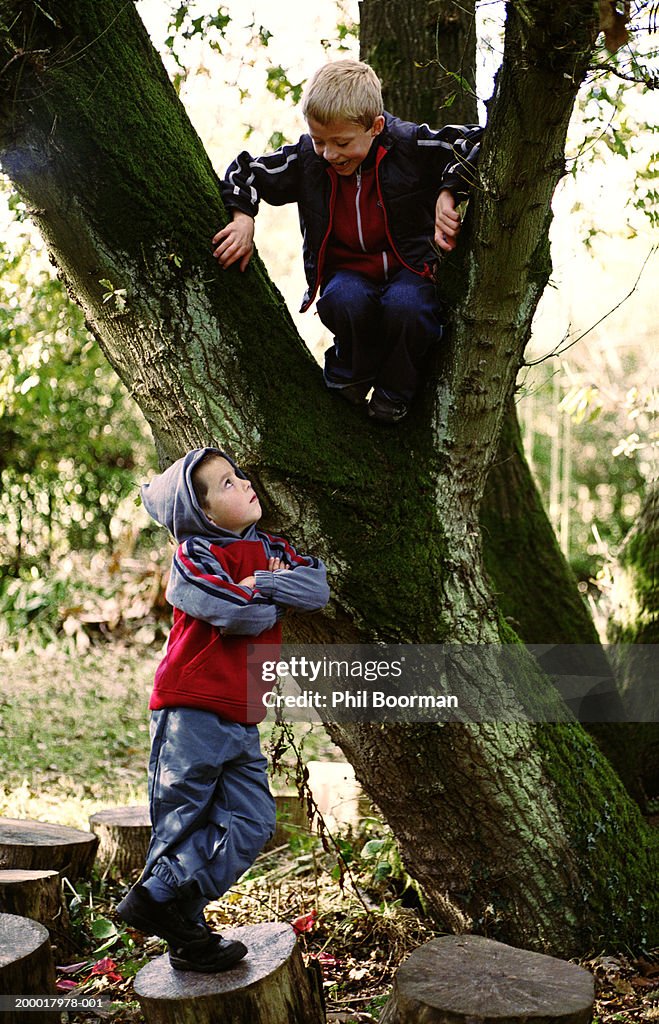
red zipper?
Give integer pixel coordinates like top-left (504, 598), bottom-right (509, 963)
top-left (375, 146), bottom-right (429, 279)
top-left (302, 166), bottom-right (338, 311)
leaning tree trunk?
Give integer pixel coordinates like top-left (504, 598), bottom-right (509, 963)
top-left (0, 0), bottom-right (656, 955)
top-left (587, 487), bottom-right (659, 814)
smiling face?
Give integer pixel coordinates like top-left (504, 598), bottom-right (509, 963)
top-left (306, 114), bottom-right (385, 176)
top-left (193, 455), bottom-right (261, 535)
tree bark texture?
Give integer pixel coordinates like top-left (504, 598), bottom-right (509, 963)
top-left (380, 935), bottom-right (594, 1024)
top-left (360, 3), bottom-right (601, 646)
top-left (0, 0), bottom-right (656, 955)
top-left (89, 806), bottom-right (151, 880)
top-left (0, 818), bottom-right (98, 880)
top-left (0, 870), bottom-right (70, 949)
top-left (607, 486), bottom-right (658, 699)
top-left (360, 0), bottom-right (477, 125)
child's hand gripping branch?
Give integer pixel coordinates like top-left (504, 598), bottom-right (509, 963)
top-left (212, 210), bottom-right (255, 272)
top-left (435, 189), bottom-right (463, 253)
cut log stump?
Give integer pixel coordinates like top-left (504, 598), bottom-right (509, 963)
top-left (380, 935), bottom-right (594, 1024)
top-left (263, 791), bottom-right (310, 852)
top-left (134, 922), bottom-right (325, 1024)
top-left (89, 806), bottom-right (151, 879)
top-left (0, 914), bottom-right (58, 1023)
top-left (0, 870), bottom-right (71, 954)
top-left (0, 818), bottom-right (98, 881)
top-left (307, 761), bottom-right (371, 828)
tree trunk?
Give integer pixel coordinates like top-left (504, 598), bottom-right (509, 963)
top-left (360, 1), bottom-right (601, 647)
top-left (588, 487), bottom-right (659, 815)
top-left (0, 819), bottom-right (98, 881)
top-left (0, 0), bottom-right (656, 955)
top-left (360, 0), bottom-right (477, 125)
top-left (88, 807), bottom-right (151, 880)
top-left (379, 935), bottom-right (594, 1024)
top-left (0, 870), bottom-right (68, 942)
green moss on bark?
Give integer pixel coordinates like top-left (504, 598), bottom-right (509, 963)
top-left (480, 400), bottom-right (600, 644)
top-left (536, 723), bottom-right (659, 949)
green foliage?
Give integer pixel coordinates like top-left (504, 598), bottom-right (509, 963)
top-left (164, 2), bottom-right (232, 67)
top-left (0, 205), bottom-right (154, 571)
top-left (0, 567), bottom-right (106, 650)
top-left (265, 65), bottom-right (305, 104)
top-left (519, 358), bottom-right (649, 583)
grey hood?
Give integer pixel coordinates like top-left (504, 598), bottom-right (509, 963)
top-left (141, 447), bottom-right (258, 545)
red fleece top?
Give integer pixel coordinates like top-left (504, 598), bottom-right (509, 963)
top-left (150, 539), bottom-right (281, 724)
top-left (324, 164), bottom-right (401, 284)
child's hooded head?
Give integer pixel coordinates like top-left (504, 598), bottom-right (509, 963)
top-left (141, 448), bottom-right (261, 543)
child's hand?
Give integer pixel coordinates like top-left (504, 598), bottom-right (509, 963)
top-left (435, 190), bottom-right (461, 252)
top-left (268, 557), bottom-right (291, 572)
top-left (238, 575), bottom-right (256, 588)
top-left (212, 211), bottom-right (255, 271)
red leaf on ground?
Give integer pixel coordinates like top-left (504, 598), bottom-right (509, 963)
top-left (56, 980), bottom-right (78, 992)
top-left (90, 957), bottom-right (122, 981)
top-left (315, 951), bottom-right (340, 966)
top-left (292, 910), bottom-right (318, 934)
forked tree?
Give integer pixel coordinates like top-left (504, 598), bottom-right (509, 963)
top-left (0, 0), bottom-right (656, 955)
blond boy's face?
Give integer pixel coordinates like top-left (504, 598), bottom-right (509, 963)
top-left (196, 456), bottom-right (261, 534)
top-left (306, 114), bottom-right (385, 176)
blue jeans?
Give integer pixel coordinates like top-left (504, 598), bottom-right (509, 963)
top-left (317, 268), bottom-right (444, 400)
top-left (141, 708), bottom-right (276, 923)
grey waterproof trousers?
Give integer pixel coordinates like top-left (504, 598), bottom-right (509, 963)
top-left (141, 707), bottom-right (276, 923)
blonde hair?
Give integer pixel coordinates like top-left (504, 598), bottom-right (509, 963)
top-left (302, 60), bottom-right (383, 129)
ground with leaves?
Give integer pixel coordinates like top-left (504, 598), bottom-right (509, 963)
top-left (1, 645), bottom-right (657, 1022)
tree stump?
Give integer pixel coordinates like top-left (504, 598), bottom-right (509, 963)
top-left (263, 792), bottom-right (309, 852)
top-left (0, 870), bottom-right (71, 954)
top-left (380, 935), bottom-right (594, 1024)
top-left (0, 914), bottom-right (58, 1023)
top-left (89, 806), bottom-right (151, 879)
top-left (133, 922), bottom-right (325, 1024)
top-left (307, 761), bottom-right (369, 829)
top-left (0, 818), bottom-right (98, 881)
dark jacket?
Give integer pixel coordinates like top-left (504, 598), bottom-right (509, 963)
top-left (220, 112), bottom-right (483, 310)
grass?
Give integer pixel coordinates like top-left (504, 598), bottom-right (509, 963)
top-left (0, 646), bottom-right (155, 828)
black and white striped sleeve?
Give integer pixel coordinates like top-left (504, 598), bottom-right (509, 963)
top-left (220, 140), bottom-right (302, 217)
top-left (417, 123), bottom-right (484, 202)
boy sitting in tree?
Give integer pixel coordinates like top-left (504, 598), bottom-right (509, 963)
top-left (212, 59), bottom-right (483, 423)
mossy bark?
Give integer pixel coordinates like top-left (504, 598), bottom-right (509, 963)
top-left (0, 0), bottom-right (656, 954)
top-left (591, 487), bottom-right (659, 815)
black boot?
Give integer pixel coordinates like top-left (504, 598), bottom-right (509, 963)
top-left (116, 883), bottom-right (209, 946)
top-left (168, 934), bottom-right (248, 973)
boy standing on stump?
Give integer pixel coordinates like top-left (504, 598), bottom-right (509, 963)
top-left (117, 448), bottom-right (329, 972)
top-left (213, 59), bottom-right (483, 423)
